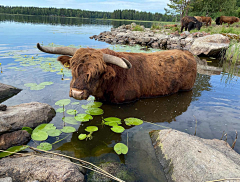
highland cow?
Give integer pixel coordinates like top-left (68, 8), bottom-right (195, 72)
top-left (200, 16), bottom-right (212, 26)
top-left (37, 43), bottom-right (197, 103)
top-left (219, 16), bottom-right (239, 26)
top-left (215, 17), bottom-right (221, 25)
top-left (194, 16), bottom-right (202, 22)
top-left (181, 16), bottom-right (202, 32)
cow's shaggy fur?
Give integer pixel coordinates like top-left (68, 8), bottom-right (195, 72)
top-left (200, 16), bottom-right (212, 26)
top-left (181, 16), bottom-right (202, 32)
top-left (219, 16), bottom-right (239, 26)
top-left (58, 48), bottom-right (197, 103)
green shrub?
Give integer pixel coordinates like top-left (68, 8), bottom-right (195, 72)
top-left (132, 25), bottom-right (144, 31)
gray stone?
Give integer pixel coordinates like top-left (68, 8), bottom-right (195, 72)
top-left (0, 83), bottom-right (21, 102)
top-left (0, 104), bottom-right (7, 111)
top-left (0, 130), bottom-right (31, 150)
top-left (0, 177), bottom-right (12, 182)
top-left (150, 129), bottom-right (240, 182)
top-left (190, 34), bottom-right (230, 56)
top-left (0, 153), bottom-right (85, 182)
top-left (0, 102), bottom-right (56, 135)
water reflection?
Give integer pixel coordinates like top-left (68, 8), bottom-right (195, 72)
top-left (0, 14), bottom-right (153, 28)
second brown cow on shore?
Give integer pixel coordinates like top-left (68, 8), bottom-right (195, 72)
top-left (200, 16), bottom-right (212, 26)
top-left (181, 16), bottom-right (202, 32)
top-left (219, 16), bottom-right (239, 26)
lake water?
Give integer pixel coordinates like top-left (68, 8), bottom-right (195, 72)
top-left (1, 14), bottom-right (240, 181)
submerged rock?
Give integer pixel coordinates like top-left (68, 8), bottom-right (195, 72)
top-left (0, 130), bottom-right (31, 150)
top-left (150, 129), bottom-right (240, 182)
top-left (0, 83), bottom-right (21, 102)
top-left (190, 34), bottom-right (230, 56)
top-left (0, 153), bottom-right (85, 182)
top-left (0, 102), bottom-right (56, 135)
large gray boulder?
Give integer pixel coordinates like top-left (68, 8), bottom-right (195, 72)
top-left (0, 83), bottom-right (21, 102)
top-left (150, 129), bottom-right (240, 182)
top-left (0, 153), bottom-right (85, 182)
top-left (0, 102), bottom-right (56, 135)
top-left (190, 34), bottom-right (230, 56)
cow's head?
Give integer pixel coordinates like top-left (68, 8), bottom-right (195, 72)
top-left (194, 21), bottom-right (202, 30)
top-left (37, 43), bottom-right (131, 100)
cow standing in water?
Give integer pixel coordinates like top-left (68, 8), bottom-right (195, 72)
top-left (37, 43), bottom-right (197, 103)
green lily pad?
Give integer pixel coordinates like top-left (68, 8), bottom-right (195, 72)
top-left (71, 102), bottom-right (80, 105)
top-left (31, 131), bottom-right (48, 141)
top-left (56, 108), bottom-right (66, 113)
top-left (86, 108), bottom-right (104, 115)
top-left (81, 102), bottom-right (102, 109)
top-left (85, 126), bottom-right (98, 132)
top-left (39, 82), bottom-right (53, 86)
top-left (78, 134), bottom-right (87, 140)
top-left (0, 145), bottom-right (29, 158)
top-left (114, 143), bottom-right (128, 155)
top-left (47, 129), bottom-right (62, 137)
top-left (111, 126), bottom-right (125, 133)
top-left (124, 117), bottom-right (143, 126)
top-left (55, 99), bottom-right (71, 106)
top-left (30, 85), bottom-right (45, 90)
top-left (104, 117), bottom-right (121, 126)
top-left (62, 117), bottom-right (78, 125)
top-left (74, 114), bottom-right (93, 122)
top-left (66, 109), bottom-right (77, 115)
top-left (24, 83), bottom-right (37, 87)
top-left (22, 127), bottom-right (33, 134)
top-left (37, 142), bottom-right (52, 151)
top-left (87, 96), bottom-right (95, 101)
top-left (61, 126), bottom-right (76, 133)
top-left (33, 124), bottom-right (56, 133)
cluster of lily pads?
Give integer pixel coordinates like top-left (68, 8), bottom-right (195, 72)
top-left (24, 82), bottom-right (53, 90)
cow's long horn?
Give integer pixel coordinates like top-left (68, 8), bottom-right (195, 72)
top-left (103, 54), bottom-right (132, 69)
top-left (37, 43), bottom-right (78, 56)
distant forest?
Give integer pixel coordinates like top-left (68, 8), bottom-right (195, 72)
top-left (0, 5), bottom-right (176, 22)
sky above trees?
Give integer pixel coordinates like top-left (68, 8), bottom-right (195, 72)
top-left (0, 0), bottom-right (169, 13)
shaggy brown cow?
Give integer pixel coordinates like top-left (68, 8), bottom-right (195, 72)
top-left (37, 43), bottom-right (197, 103)
top-left (219, 16), bottom-right (239, 26)
top-left (181, 16), bottom-right (202, 32)
top-left (200, 16), bottom-right (212, 26)
top-left (164, 24), bottom-right (177, 28)
top-left (194, 16), bottom-right (202, 22)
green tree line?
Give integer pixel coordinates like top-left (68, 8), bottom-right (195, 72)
top-left (0, 5), bottom-right (175, 22)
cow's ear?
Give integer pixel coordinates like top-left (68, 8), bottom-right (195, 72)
top-left (57, 56), bottom-right (71, 69)
top-left (103, 66), bottom-right (116, 80)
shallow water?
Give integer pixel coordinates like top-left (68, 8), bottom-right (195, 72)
top-left (1, 15), bottom-right (240, 181)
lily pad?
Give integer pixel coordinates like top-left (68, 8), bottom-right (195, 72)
top-left (85, 126), bottom-right (98, 132)
top-left (33, 124), bottom-right (56, 133)
top-left (55, 99), bottom-right (71, 106)
top-left (61, 126), bottom-right (76, 133)
top-left (66, 109), bottom-right (77, 115)
top-left (114, 143), bottom-right (128, 155)
top-left (0, 145), bottom-right (29, 158)
top-left (71, 102), bottom-right (80, 105)
top-left (56, 108), bottom-right (66, 113)
top-left (37, 142), bottom-right (52, 151)
top-left (47, 129), bottom-right (62, 137)
top-left (74, 114), bottom-right (93, 122)
top-left (22, 127), bottom-right (33, 134)
top-left (111, 126), bottom-right (125, 133)
top-left (124, 117), bottom-right (143, 126)
top-left (31, 131), bottom-right (48, 141)
top-left (104, 117), bottom-right (121, 126)
top-left (62, 117), bottom-right (78, 125)
top-left (78, 134), bottom-right (87, 140)
top-left (86, 108), bottom-right (104, 115)
top-left (30, 85), bottom-right (45, 90)
top-left (39, 82), bottom-right (53, 86)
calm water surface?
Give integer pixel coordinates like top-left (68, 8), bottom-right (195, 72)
top-left (0, 15), bottom-right (240, 181)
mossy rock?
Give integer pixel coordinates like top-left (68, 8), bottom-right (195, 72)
top-left (87, 162), bottom-right (137, 182)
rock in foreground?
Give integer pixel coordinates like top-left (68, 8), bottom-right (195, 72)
top-left (0, 153), bottom-right (85, 182)
top-left (0, 102), bottom-right (56, 135)
top-left (150, 129), bottom-right (240, 182)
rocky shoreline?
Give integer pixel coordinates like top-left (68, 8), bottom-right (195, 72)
top-left (90, 23), bottom-right (231, 57)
